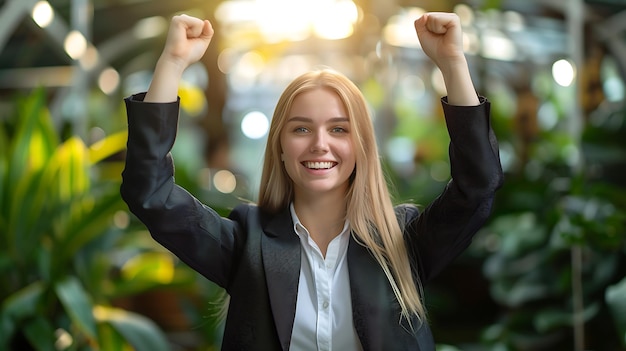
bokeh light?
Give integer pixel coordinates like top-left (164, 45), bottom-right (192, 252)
top-left (552, 59), bottom-right (576, 87)
top-left (241, 111), bottom-right (270, 139)
top-left (214, 170), bottom-right (237, 194)
top-left (98, 67), bottom-right (120, 95)
top-left (32, 1), bottom-right (54, 28)
top-left (133, 16), bottom-right (168, 40)
top-left (64, 30), bottom-right (87, 60)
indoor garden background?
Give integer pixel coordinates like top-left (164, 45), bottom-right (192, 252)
top-left (0, 0), bottom-right (624, 350)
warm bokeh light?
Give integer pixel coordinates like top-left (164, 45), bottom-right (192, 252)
top-left (79, 45), bottom-right (99, 70)
top-left (312, 0), bottom-right (359, 40)
top-left (230, 50), bottom-right (265, 91)
top-left (32, 1), bottom-right (54, 28)
top-left (215, 0), bottom-right (256, 24)
top-left (216, 0), bottom-right (360, 43)
top-left (383, 7), bottom-right (425, 48)
top-left (64, 30), bottom-right (87, 60)
top-left (54, 329), bottom-right (73, 350)
top-left (113, 210), bottom-right (130, 229)
top-left (133, 16), bottom-right (168, 40)
top-left (552, 59), bottom-right (576, 87)
top-left (98, 67), bottom-right (120, 95)
top-left (241, 111), bottom-right (269, 139)
top-left (257, 0), bottom-right (310, 42)
top-left (454, 3), bottom-right (474, 26)
top-left (217, 47), bottom-right (238, 74)
top-left (214, 170), bottom-right (237, 194)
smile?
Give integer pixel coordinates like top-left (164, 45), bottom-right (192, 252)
top-left (303, 161), bottom-right (336, 169)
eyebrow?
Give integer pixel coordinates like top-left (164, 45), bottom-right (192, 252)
top-left (286, 116), bottom-right (350, 123)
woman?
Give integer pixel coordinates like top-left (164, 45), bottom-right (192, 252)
top-left (121, 12), bottom-right (503, 351)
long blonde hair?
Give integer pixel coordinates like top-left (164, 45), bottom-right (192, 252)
top-left (258, 69), bottom-right (425, 322)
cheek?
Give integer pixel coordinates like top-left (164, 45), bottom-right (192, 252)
top-left (343, 141), bottom-right (357, 164)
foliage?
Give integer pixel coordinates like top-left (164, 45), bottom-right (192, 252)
top-left (470, 101), bottom-right (626, 349)
top-left (380, 57), bottom-right (626, 349)
top-left (0, 88), bottom-right (177, 350)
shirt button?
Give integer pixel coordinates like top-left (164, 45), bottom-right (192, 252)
top-left (322, 301), bottom-right (329, 309)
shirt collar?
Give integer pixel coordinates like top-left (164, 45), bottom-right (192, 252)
top-left (289, 202), bottom-right (350, 239)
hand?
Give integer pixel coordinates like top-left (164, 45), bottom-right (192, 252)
top-left (415, 12), bottom-right (478, 105)
top-left (144, 15), bottom-right (213, 102)
top-left (414, 12), bottom-right (465, 73)
top-left (161, 14), bottom-right (214, 70)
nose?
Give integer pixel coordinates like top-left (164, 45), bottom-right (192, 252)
top-left (310, 131), bottom-right (329, 153)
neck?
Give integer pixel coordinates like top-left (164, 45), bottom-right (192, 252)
top-left (293, 191), bottom-right (348, 256)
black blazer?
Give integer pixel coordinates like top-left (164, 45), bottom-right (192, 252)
top-left (121, 93), bottom-right (503, 351)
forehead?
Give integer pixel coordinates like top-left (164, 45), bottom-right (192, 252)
top-left (287, 88), bottom-right (348, 119)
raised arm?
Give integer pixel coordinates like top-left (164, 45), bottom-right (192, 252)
top-left (414, 12), bottom-right (479, 106)
top-left (121, 16), bottom-right (243, 288)
top-left (144, 14), bottom-right (213, 103)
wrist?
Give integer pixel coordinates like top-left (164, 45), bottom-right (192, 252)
top-left (439, 57), bottom-right (480, 106)
top-left (144, 57), bottom-right (185, 103)
top-left (437, 55), bottom-right (469, 81)
top-left (155, 55), bottom-right (187, 78)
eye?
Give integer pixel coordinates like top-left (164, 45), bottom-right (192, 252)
top-left (331, 126), bottom-right (348, 133)
top-left (294, 127), bottom-right (309, 133)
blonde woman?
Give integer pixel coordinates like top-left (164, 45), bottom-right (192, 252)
top-left (121, 12), bottom-right (503, 351)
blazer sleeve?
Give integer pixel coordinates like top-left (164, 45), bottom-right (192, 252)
top-left (402, 96), bottom-right (504, 284)
top-left (120, 93), bottom-right (243, 289)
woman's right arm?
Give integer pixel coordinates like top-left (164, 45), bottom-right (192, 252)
top-left (120, 16), bottom-right (240, 289)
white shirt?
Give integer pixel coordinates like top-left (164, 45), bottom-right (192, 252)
top-left (288, 204), bottom-right (363, 351)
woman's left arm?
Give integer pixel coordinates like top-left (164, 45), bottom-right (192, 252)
top-left (403, 13), bottom-right (504, 283)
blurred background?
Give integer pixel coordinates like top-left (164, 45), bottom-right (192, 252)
top-left (0, 0), bottom-right (625, 350)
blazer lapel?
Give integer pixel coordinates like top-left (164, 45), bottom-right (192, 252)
top-left (261, 208), bottom-right (301, 351)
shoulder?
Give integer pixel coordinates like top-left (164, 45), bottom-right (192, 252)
top-left (228, 202), bottom-right (261, 222)
top-left (227, 202), bottom-right (278, 231)
top-left (394, 203), bottom-right (421, 225)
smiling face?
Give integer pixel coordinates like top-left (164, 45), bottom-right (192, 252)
top-left (279, 88), bottom-right (356, 201)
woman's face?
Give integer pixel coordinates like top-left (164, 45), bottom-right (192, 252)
top-left (280, 88), bottom-right (356, 200)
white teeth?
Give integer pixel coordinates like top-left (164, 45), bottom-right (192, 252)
top-left (304, 161), bottom-right (334, 169)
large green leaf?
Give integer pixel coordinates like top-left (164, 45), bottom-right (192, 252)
top-left (94, 305), bottom-right (171, 351)
top-left (7, 88), bottom-right (57, 204)
top-left (7, 165), bottom-right (49, 254)
top-left (60, 189), bottom-right (125, 260)
top-left (54, 276), bottom-right (97, 341)
top-left (4, 89), bottom-right (60, 259)
top-left (0, 282), bottom-right (44, 348)
top-left (23, 316), bottom-right (56, 351)
top-left (606, 276), bottom-right (626, 347)
top-left (53, 137), bottom-right (91, 240)
top-left (97, 321), bottom-right (129, 351)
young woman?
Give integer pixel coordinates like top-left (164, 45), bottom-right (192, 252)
top-left (121, 12), bottom-right (503, 351)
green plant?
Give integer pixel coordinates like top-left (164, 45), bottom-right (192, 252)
top-left (471, 101), bottom-right (626, 350)
top-left (0, 88), bottom-right (173, 350)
